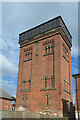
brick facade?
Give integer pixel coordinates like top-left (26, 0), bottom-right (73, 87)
top-left (16, 16), bottom-right (73, 117)
top-left (0, 98), bottom-right (15, 111)
top-left (0, 88), bottom-right (16, 111)
top-left (72, 73), bottom-right (80, 119)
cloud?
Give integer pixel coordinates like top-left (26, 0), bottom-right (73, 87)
top-left (2, 2), bottom-right (78, 58)
top-left (0, 54), bottom-right (18, 76)
top-left (0, 78), bottom-right (2, 88)
top-left (1, 2), bottom-right (78, 98)
top-left (0, 35), bottom-right (18, 97)
top-left (71, 45), bottom-right (78, 58)
top-left (0, 77), bottom-right (17, 97)
top-left (1, 36), bottom-right (19, 65)
top-left (72, 66), bottom-right (78, 75)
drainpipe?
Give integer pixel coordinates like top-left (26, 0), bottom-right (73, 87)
top-left (76, 75), bottom-right (79, 120)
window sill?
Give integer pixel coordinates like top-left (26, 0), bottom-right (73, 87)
top-left (64, 89), bottom-right (71, 94)
top-left (23, 58), bottom-right (32, 62)
top-left (40, 87), bottom-right (56, 91)
top-left (21, 89), bottom-right (31, 92)
top-left (43, 52), bottom-right (54, 56)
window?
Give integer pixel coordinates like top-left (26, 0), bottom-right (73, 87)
top-left (63, 48), bottom-right (68, 56)
top-left (22, 80), bottom-right (26, 83)
top-left (12, 101), bottom-right (15, 104)
top-left (24, 51), bottom-right (32, 62)
top-left (42, 76), bottom-right (55, 88)
top-left (11, 107), bottom-right (15, 111)
top-left (48, 46), bottom-right (50, 53)
top-left (43, 77), bottom-right (48, 88)
top-left (63, 45), bottom-right (69, 63)
top-left (51, 78), bottom-right (53, 87)
top-left (21, 79), bottom-right (31, 90)
top-left (43, 44), bottom-right (54, 56)
top-left (45, 48), bottom-right (47, 54)
top-left (51, 45), bottom-right (54, 53)
top-left (49, 75), bottom-right (54, 87)
top-left (36, 42), bottom-right (39, 56)
top-left (45, 93), bottom-right (50, 106)
top-left (64, 78), bottom-right (70, 94)
top-left (45, 79), bottom-right (47, 88)
top-left (47, 94), bottom-right (48, 106)
top-left (6, 100), bottom-right (8, 103)
top-left (28, 80), bottom-right (31, 89)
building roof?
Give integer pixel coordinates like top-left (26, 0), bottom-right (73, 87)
top-left (0, 88), bottom-right (16, 100)
top-left (19, 16), bottom-right (72, 46)
top-left (72, 73), bottom-right (80, 77)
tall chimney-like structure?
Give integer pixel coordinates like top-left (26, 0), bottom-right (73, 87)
top-left (16, 16), bottom-right (73, 117)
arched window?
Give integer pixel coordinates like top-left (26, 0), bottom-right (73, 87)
top-left (43, 76), bottom-right (48, 87)
top-left (45, 93), bottom-right (50, 106)
top-left (22, 80), bottom-right (26, 83)
top-left (49, 75), bottom-right (54, 87)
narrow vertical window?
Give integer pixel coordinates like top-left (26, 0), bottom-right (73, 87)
top-left (45, 93), bottom-right (50, 106)
top-left (26, 53), bottom-right (28, 59)
top-left (46, 46), bottom-right (48, 54)
top-left (28, 53), bottom-right (29, 59)
top-left (28, 80), bottom-right (31, 89)
top-left (48, 46), bottom-right (50, 53)
top-left (44, 77), bottom-right (47, 88)
top-left (50, 75), bottom-right (54, 87)
top-left (51, 45), bottom-right (53, 53)
top-left (36, 42), bottom-right (38, 56)
top-left (11, 107), bottom-right (15, 111)
top-left (45, 47), bottom-right (47, 54)
top-left (45, 79), bottom-right (47, 87)
top-left (51, 79), bottom-right (53, 87)
top-left (47, 95), bottom-right (48, 106)
top-left (30, 51), bottom-right (32, 59)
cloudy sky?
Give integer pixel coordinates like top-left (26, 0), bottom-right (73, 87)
top-left (1, 2), bottom-right (78, 103)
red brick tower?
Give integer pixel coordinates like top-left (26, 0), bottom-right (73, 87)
top-left (16, 16), bottom-right (73, 117)
top-left (72, 73), bottom-right (80, 119)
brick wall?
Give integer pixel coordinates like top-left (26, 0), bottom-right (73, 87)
top-left (74, 75), bottom-right (80, 111)
top-left (16, 26), bottom-right (73, 117)
top-left (0, 98), bottom-right (13, 111)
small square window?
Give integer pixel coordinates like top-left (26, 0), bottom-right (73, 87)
top-left (12, 101), bottom-right (15, 104)
top-left (6, 100), bottom-right (8, 103)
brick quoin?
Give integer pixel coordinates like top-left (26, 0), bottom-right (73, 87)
top-left (16, 16), bottom-right (73, 117)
